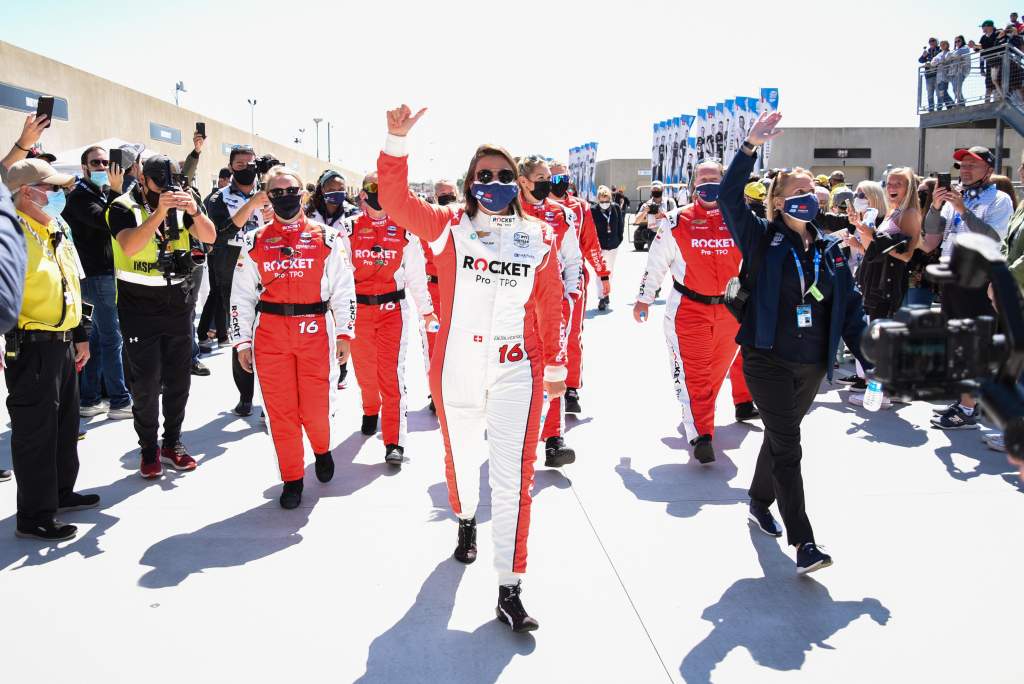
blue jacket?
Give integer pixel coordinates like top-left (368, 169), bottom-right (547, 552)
top-left (719, 151), bottom-right (870, 380)
top-left (0, 183), bottom-right (26, 334)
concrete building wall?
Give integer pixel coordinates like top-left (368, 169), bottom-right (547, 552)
top-left (596, 158), bottom-right (651, 205)
top-left (0, 41), bottom-right (361, 191)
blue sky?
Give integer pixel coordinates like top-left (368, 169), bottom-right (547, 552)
top-left (0, 0), bottom-right (1006, 178)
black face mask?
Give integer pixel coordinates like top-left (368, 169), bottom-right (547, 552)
top-left (364, 191), bottom-right (382, 212)
top-left (233, 165), bottom-right (258, 186)
top-left (551, 179), bottom-right (569, 198)
top-left (146, 189), bottom-right (162, 209)
top-left (918, 191), bottom-right (929, 209)
top-left (270, 194), bottom-right (303, 220)
top-left (437, 193), bottom-right (457, 206)
top-left (530, 180), bottom-right (551, 202)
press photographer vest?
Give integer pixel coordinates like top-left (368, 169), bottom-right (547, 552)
top-left (107, 193), bottom-right (191, 286)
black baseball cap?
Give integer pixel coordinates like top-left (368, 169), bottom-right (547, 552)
top-left (218, 167), bottom-right (232, 179)
top-left (954, 146), bottom-right (996, 168)
top-left (142, 155), bottom-right (180, 187)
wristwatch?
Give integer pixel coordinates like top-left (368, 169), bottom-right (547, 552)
top-left (740, 140), bottom-right (759, 155)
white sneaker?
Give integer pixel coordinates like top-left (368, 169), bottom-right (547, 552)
top-left (847, 393), bottom-right (891, 410)
top-left (984, 433), bottom-right (1006, 452)
top-left (107, 406), bottom-right (134, 420)
top-left (79, 401), bottom-right (109, 417)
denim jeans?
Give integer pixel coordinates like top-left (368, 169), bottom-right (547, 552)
top-left (925, 76), bottom-right (937, 110)
top-left (80, 275), bottom-right (132, 408)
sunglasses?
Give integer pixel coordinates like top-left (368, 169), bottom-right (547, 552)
top-left (362, 182), bottom-right (379, 193)
top-left (268, 187), bottom-right (302, 199)
top-left (855, 191), bottom-right (866, 199)
top-left (231, 144), bottom-right (255, 152)
top-left (475, 169), bottom-right (516, 184)
top-left (550, 174), bottom-right (570, 185)
top-left (88, 159), bottom-right (109, 168)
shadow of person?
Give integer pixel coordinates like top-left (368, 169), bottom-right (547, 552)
top-left (137, 430), bottom-right (395, 588)
top-left (353, 557), bottom-right (535, 683)
top-left (408, 406), bottom-right (440, 434)
top-left (934, 430), bottom-right (1024, 491)
top-left (564, 415), bottom-right (594, 433)
top-left (616, 452), bottom-right (749, 519)
top-left (811, 399), bottom-right (929, 449)
top-left (679, 527), bottom-right (890, 684)
top-left (426, 462), bottom-right (571, 524)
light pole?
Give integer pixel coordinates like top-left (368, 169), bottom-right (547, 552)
top-left (247, 98), bottom-right (257, 138)
top-left (313, 118), bottom-right (323, 159)
top-left (175, 81), bottom-right (187, 107)
top-left (327, 122), bottom-right (332, 162)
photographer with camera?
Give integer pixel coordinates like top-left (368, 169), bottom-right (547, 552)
top-left (634, 180), bottom-right (678, 236)
top-left (107, 155), bottom-right (214, 478)
top-left (923, 146), bottom-right (1013, 430)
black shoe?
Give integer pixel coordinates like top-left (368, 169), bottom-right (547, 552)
top-left (0, 469), bottom-right (11, 482)
top-left (564, 388), bottom-right (582, 414)
top-left (337, 363), bottom-right (348, 390)
top-left (691, 434), bottom-right (715, 465)
top-left (496, 582), bottom-right (539, 633)
top-left (735, 401), bottom-right (759, 422)
top-left (314, 452), bottom-right (335, 483)
top-left (279, 479), bottom-right (303, 509)
top-left (598, 296), bottom-right (608, 311)
top-left (453, 517), bottom-right (477, 564)
top-left (57, 492), bottom-right (101, 512)
top-left (849, 378), bottom-right (867, 393)
top-left (428, 396), bottom-right (436, 413)
top-left (836, 373), bottom-right (859, 386)
top-left (233, 401), bottom-right (253, 417)
top-left (361, 414), bottom-right (378, 436)
top-left (747, 502), bottom-right (783, 537)
top-left (16, 520), bottom-right (77, 541)
top-left (544, 436), bottom-right (576, 467)
top-left (385, 444), bottom-right (404, 467)
top-left (191, 361), bottom-right (211, 376)
top-left (796, 542), bottom-right (833, 575)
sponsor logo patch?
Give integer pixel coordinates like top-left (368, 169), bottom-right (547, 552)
top-left (513, 232), bottom-right (530, 248)
top-left (461, 256), bottom-right (532, 277)
top-left (770, 233), bottom-right (784, 246)
top-left (473, 335), bottom-right (483, 342)
top-left (265, 236), bottom-right (282, 244)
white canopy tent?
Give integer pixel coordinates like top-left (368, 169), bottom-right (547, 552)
top-left (49, 138), bottom-right (153, 178)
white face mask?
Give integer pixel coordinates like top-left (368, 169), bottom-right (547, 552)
top-left (599, 201), bottom-right (611, 210)
top-left (853, 197), bottom-right (869, 213)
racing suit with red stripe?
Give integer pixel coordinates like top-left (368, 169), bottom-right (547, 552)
top-left (521, 198), bottom-right (581, 441)
top-left (636, 202), bottom-right (751, 443)
top-left (348, 213), bottom-right (433, 448)
top-left (555, 194), bottom-right (608, 389)
top-left (230, 216), bottom-right (356, 482)
top-left (378, 135), bottom-right (567, 584)
top-left (423, 248), bottom-right (441, 364)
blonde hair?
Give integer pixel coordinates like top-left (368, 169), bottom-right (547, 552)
top-left (597, 185), bottom-right (612, 200)
top-left (886, 167), bottom-right (919, 213)
top-left (266, 166), bottom-right (305, 191)
top-left (856, 180), bottom-right (887, 219)
top-left (766, 166), bottom-right (814, 221)
top-left (517, 154), bottom-right (549, 179)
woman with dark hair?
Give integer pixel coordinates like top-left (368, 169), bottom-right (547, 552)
top-left (306, 170), bottom-right (359, 229)
top-left (377, 105), bottom-right (568, 632)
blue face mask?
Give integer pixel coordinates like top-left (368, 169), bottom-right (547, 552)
top-left (323, 190), bottom-right (346, 206)
top-left (43, 189), bottom-right (67, 218)
top-left (91, 171), bottom-right (109, 188)
top-left (694, 182), bottom-right (720, 203)
top-left (471, 182), bottom-right (519, 213)
top-left (782, 192), bottom-right (820, 222)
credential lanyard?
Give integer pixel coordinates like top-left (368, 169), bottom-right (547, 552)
top-left (791, 248), bottom-right (822, 302)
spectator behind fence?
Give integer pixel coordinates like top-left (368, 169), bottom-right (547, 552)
top-left (919, 38), bottom-right (941, 111)
top-left (62, 145), bottom-right (133, 420)
top-left (933, 40), bottom-right (954, 110)
top-left (971, 20), bottom-right (1000, 102)
top-left (947, 36), bottom-right (971, 106)
top-left (998, 24), bottom-right (1024, 101)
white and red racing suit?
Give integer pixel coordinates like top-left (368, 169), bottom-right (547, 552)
top-left (555, 194), bottom-right (608, 390)
top-left (423, 246), bottom-right (441, 365)
top-left (636, 202), bottom-right (751, 442)
top-left (348, 213), bottom-right (433, 447)
top-left (521, 198), bottom-right (581, 441)
top-left (378, 135), bottom-right (567, 583)
top-left (230, 215), bottom-right (357, 482)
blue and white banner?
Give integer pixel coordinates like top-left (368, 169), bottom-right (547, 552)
top-left (569, 142), bottom-right (598, 203)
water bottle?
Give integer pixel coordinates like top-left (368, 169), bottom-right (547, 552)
top-left (427, 319), bottom-right (440, 333)
top-left (862, 379), bottom-right (884, 412)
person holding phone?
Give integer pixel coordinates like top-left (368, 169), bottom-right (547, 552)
top-left (1, 113), bottom-right (50, 184)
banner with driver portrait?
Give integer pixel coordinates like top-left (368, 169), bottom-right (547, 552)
top-left (568, 142), bottom-right (598, 203)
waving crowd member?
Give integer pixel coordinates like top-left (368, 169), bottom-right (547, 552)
top-left (548, 161), bottom-right (609, 414)
top-left (518, 154), bottom-right (583, 467)
top-left (348, 171), bottom-right (436, 467)
top-left (719, 111), bottom-right (871, 576)
top-left (378, 104), bottom-right (568, 632)
top-left (231, 167), bottom-right (356, 509)
top-left (633, 160), bottom-right (756, 465)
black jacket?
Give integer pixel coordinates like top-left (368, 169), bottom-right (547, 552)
top-left (591, 203), bottom-right (624, 250)
top-left (0, 183), bottom-right (26, 333)
top-left (62, 178), bottom-right (118, 277)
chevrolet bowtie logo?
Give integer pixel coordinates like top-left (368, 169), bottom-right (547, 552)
top-left (129, 337), bottom-right (139, 343)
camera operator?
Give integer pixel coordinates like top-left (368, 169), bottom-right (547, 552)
top-left (205, 145), bottom-right (275, 416)
top-left (107, 155), bottom-right (215, 478)
top-left (634, 180), bottom-right (678, 231)
top-left (923, 146), bottom-right (1013, 430)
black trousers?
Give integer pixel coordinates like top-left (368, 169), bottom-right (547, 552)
top-left (197, 261), bottom-right (226, 343)
top-left (742, 346), bottom-right (826, 547)
top-left (4, 339), bottom-right (81, 526)
top-left (120, 311), bottom-right (193, 458)
top-left (210, 245), bottom-right (253, 403)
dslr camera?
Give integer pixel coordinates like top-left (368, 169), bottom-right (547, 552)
top-left (254, 154), bottom-right (282, 175)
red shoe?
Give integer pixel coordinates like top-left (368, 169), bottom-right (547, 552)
top-left (140, 456), bottom-right (163, 479)
top-left (160, 443), bottom-right (197, 471)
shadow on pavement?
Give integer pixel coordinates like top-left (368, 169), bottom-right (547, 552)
top-left (616, 450), bottom-right (749, 518)
top-left (353, 557), bottom-right (534, 683)
top-left (427, 463), bottom-right (571, 524)
top-left (812, 397), bottom-right (930, 449)
top-left (679, 526), bottom-right (890, 684)
top-left (934, 429), bottom-right (1024, 491)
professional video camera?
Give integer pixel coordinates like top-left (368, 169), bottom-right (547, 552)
top-left (862, 233), bottom-right (1024, 460)
top-left (254, 154), bottom-right (282, 176)
top-left (154, 159), bottom-right (203, 286)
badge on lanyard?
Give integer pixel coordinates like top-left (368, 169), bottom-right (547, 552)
top-left (796, 304), bottom-right (812, 328)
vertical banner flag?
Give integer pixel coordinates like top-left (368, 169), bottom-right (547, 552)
top-left (723, 99), bottom-right (736, 166)
top-left (696, 108), bottom-right (707, 162)
top-left (684, 137), bottom-right (697, 185)
top-left (651, 122), bottom-right (658, 180)
top-left (668, 117), bottom-right (681, 185)
top-left (759, 87), bottom-right (780, 166)
top-left (704, 106), bottom-right (718, 160)
top-left (586, 142), bottom-right (598, 202)
top-left (714, 102), bottom-right (726, 161)
top-left (569, 142), bottom-right (598, 202)
top-left (677, 114), bottom-right (693, 184)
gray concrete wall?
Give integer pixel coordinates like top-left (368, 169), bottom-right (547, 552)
top-left (596, 158), bottom-right (651, 205)
top-left (0, 41), bottom-right (362, 191)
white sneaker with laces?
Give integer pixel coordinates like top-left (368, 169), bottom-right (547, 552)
top-left (79, 401), bottom-right (109, 417)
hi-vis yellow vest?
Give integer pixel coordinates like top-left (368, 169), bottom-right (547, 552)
top-left (15, 211), bottom-right (83, 332)
top-left (107, 192), bottom-right (191, 286)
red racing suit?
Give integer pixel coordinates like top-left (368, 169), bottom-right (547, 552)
top-left (378, 135), bottom-right (567, 583)
top-left (423, 246), bottom-right (441, 366)
top-left (347, 213), bottom-right (433, 447)
top-left (230, 215), bottom-right (357, 482)
top-left (521, 199), bottom-right (581, 441)
top-left (555, 194), bottom-right (608, 389)
top-left (636, 202), bottom-right (751, 443)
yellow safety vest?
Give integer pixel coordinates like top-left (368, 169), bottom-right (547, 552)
top-left (14, 211), bottom-right (83, 332)
top-left (107, 192), bottom-right (191, 286)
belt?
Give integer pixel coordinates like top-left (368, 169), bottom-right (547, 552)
top-left (674, 281), bottom-right (726, 305)
top-left (356, 289), bottom-right (406, 305)
top-left (256, 301), bottom-right (329, 316)
top-left (427, 275), bottom-right (439, 284)
top-left (6, 330), bottom-right (74, 343)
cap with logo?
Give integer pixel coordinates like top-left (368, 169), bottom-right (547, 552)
top-left (953, 146), bottom-right (995, 168)
top-left (5, 158), bottom-right (75, 193)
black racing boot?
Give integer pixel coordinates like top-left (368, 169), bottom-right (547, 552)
top-left (279, 479), bottom-right (304, 509)
top-left (361, 414), bottom-right (378, 436)
top-left (691, 434), bottom-right (716, 465)
top-left (385, 444), bottom-right (405, 467)
top-left (453, 517), bottom-right (477, 564)
top-left (337, 363), bottom-right (348, 390)
top-left (544, 436), bottom-right (576, 468)
top-left (564, 388), bottom-right (582, 414)
top-left (496, 582), bottom-right (539, 632)
top-left (735, 401), bottom-right (760, 422)
top-left (428, 395), bottom-right (436, 413)
top-left (314, 452), bottom-right (335, 483)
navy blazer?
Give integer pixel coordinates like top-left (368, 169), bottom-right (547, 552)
top-left (719, 151), bottom-right (871, 380)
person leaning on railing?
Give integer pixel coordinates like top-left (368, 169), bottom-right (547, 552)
top-left (949, 36), bottom-right (971, 106)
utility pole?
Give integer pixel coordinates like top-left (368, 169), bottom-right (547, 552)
top-left (327, 121), bottom-right (332, 162)
top-left (247, 98), bottom-right (257, 138)
top-left (313, 118), bottom-right (323, 159)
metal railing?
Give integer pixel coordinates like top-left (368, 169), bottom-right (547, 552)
top-left (917, 45), bottom-right (1024, 113)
